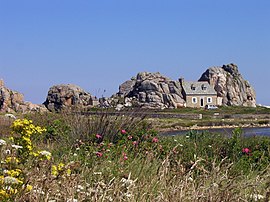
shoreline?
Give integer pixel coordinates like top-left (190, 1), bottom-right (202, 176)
top-left (158, 123), bottom-right (270, 133)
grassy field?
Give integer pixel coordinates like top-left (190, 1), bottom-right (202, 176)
top-left (0, 109), bottom-right (270, 201)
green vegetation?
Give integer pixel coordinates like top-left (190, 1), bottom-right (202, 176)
top-left (0, 110), bottom-right (270, 201)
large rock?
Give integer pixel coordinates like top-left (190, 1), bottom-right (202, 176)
top-left (44, 84), bottom-right (99, 111)
top-left (0, 79), bottom-right (47, 113)
top-left (114, 72), bottom-right (185, 109)
top-left (199, 63), bottom-right (256, 107)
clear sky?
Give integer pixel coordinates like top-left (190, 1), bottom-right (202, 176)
top-left (1, 0), bottom-right (269, 105)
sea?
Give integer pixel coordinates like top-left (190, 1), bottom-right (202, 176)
top-left (160, 127), bottom-right (270, 137)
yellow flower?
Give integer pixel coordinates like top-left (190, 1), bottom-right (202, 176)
top-left (0, 189), bottom-right (8, 198)
top-left (30, 152), bottom-right (39, 157)
top-left (6, 169), bottom-right (22, 177)
top-left (58, 163), bottom-right (65, 171)
top-left (66, 169), bottom-right (72, 176)
top-left (51, 165), bottom-right (58, 176)
top-left (5, 157), bottom-right (20, 164)
top-left (0, 176), bottom-right (4, 183)
top-left (26, 185), bottom-right (33, 192)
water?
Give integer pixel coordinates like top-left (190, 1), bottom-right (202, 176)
top-left (160, 127), bottom-right (270, 137)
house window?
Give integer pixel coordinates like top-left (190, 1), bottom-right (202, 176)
top-left (191, 84), bottom-right (196, 90)
top-left (207, 97), bottom-right (212, 103)
top-left (192, 97), bottom-right (197, 104)
top-left (201, 84), bottom-right (207, 90)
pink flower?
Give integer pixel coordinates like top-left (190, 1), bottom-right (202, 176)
top-left (152, 137), bottom-right (159, 143)
top-left (132, 141), bottom-right (138, 146)
top-left (128, 135), bottom-right (133, 140)
top-left (121, 129), bottom-right (127, 135)
top-left (96, 134), bottom-right (102, 139)
top-left (96, 152), bottom-right (103, 157)
top-left (242, 148), bottom-right (251, 154)
top-left (123, 153), bottom-right (128, 160)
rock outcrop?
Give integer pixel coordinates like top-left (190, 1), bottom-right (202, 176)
top-left (199, 63), bottom-right (256, 107)
top-left (44, 84), bottom-right (99, 111)
top-left (111, 72), bottom-right (186, 109)
top-left (0, 79), bottom-right (47, 113)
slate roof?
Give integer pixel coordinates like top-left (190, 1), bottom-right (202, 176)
top-left (182, 81), bottom-right (217, 95)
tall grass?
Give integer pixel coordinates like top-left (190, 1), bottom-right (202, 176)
top-left (0, 110), bottom-right (269, 201)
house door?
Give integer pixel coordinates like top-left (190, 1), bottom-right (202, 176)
top-left (200, 98), bottom-right (204, 107)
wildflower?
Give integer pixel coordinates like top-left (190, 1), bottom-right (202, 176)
top-left (152, 137), bottom-right (159, 143)
top-left (5, 157), bottom-right (19, 163)
top-left (96, 152), bottom-right (103, 157)
top-left (250, 194), bottom-right (264, 201)
top-left (96, 134), bottom-right (102, 139)
top-left (11, 144), bottom-right (23, 149)
top-left (57, 163), bottom-right (65, 171)
top-left (0, 139), bottom-right (6, 145)
top-left (5, 150), bottom-right (11, 155)
top-left (51, 165), bottom-right (58, 176)
top-left (6, 169), bottom-right (22, 177)
top-left (77, 185), bottom-right (84, 190)
top-left (132, 141), bottom-right (138, 146)
top-left (4, 176), bottom-right (22, 184)
top-left (242, 148), bottom-right (251, 154)
top-left (66, 169), bottom-right (72, 176)
top-left (128, 135), bottom-right (133, 140)
top-left (121, 129), bottom-right (127, 135)
top-left (123, 153), bottom-right (128, 160)
top-left (26, 185), bottom-right (33, 192)
top-left (39, 150), bottom-right (52, 160)
top-left (0, 190), bottom-right (8, 198)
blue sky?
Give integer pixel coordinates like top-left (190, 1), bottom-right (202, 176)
top-left (1, 0), bottom-right (269, 105)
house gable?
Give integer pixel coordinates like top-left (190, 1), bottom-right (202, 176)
top-left (181, 81), bottom-right (217, 108)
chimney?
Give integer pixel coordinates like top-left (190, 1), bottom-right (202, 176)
top-left (179, 77), bottom-right (184, 86)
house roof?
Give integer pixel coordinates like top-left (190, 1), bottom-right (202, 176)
top-left (182, 81), bottom-right (217, 95)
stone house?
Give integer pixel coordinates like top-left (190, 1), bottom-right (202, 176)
top-left (180, 79), bottom-right (217, 108)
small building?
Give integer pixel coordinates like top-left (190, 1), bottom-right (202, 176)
top-left (180, 79), bottom-right (217, 108)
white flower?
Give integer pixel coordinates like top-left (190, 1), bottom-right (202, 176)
top-left (0, 139), bottom-right (6, 145)
top-left (5, 113), bottom-right (16, 119)
top-left (77, 185), bottom-right (84, 190)
top-left (5, 149), bottom-right (11, 154)
top-left (40, 150), bottom-right (51, 157)
top-left (4, 176), bottom-right (20, 184)
top-left (67, 199), bottom-right (78, 202)
top-left (11, 144), bottom-right (23, 149)
top-left (33, 188), bottom-right (45, 195)
top-left (250, 194), bottom-right (264, 201)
